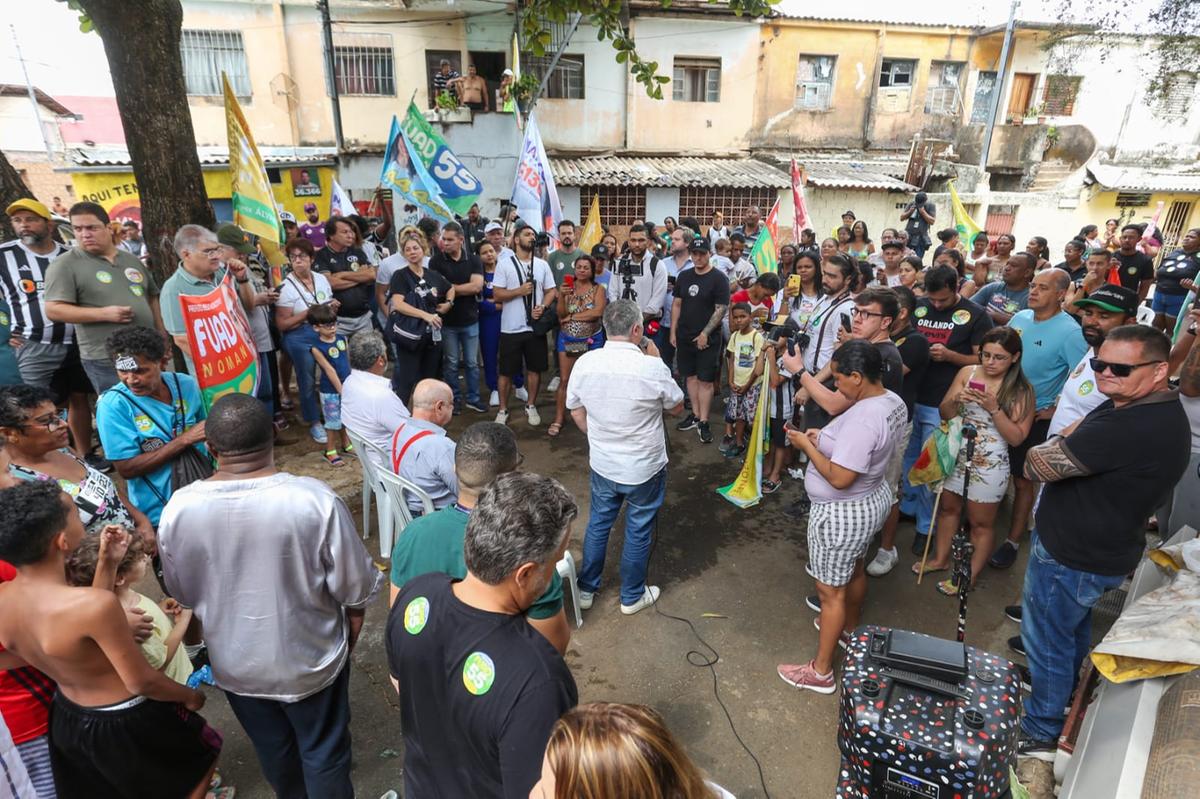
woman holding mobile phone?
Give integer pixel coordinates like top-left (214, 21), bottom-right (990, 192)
top-left (915, 327), bottom-right (1034, 593)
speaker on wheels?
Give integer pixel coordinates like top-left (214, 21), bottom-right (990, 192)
top-left (836, 625), bottom-right (1022, 798)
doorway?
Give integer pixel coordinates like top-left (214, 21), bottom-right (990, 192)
top-left (1007, 73), bottom-right (1037, 121)
top-left (469, 50), bottom-right (506, 113)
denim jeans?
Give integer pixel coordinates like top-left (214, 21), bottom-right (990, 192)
top-left (899, 402), bottom-right (942, 535)
top-left (578, 467), bottom-right (667, 605)
top-left (1020, 533), bottom-right (1125, 742)
top-left (81, 357), bottom-right (119, 395)
top-left (441, 323), bottom-right (480, 405)
top-left (282, 331), bottom-right (320, 425)
top-left (255, 351), bottom-right (275, 416)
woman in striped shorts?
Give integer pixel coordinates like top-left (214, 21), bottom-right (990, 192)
top-left (777, 340), bottom-right (908, 694)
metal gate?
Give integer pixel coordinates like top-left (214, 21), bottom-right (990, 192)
top-left (1160, 200), bottom-right (1195, 257)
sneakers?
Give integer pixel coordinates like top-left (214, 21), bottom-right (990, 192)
top-left (525, 405), bottom-right (541, 426)
top-left (547, 375), bottom-right (561, 392)
top-left (620, 586), bottom-right (660, 615)
top-left (719, 434), bottom-right (735, 455)
top-left (489, 390), bottom-right (500, 407)
top-left (452, 401), bottom-right (463, 416)
top-left (989, 540), bottom-right (1020, 569)
top-left (777, 660), bottom-right (836, 694)
top-left (723, 442), bottom-right (745, 459)
top-left (1017, 729), bottom-right (1056, 762)
top-left (910, 533), bottom-right (930, 557)
top-left (697, 421), bottom-right (713, 444)
top-left (515, 387), bottom-right (529, 402)
top-left (578, 590), bottom-right (594, 610)
top-left (309, 423), bottom-right (328, 444)
top-left (1008, 635), bottom-right (1026, 657)
top-left (676, 413), bottom-right (699, 431)
top-left (1005, 605), bottom-right (1023, 623)
top-left (465, 399), bottom-right (488, 413)
top-left (495, 409), bottom-right (510, 425)
top-left (805, 594), bottom-right (821, 613)
top-left (813, 617), bottom-right (849, 650)
top-left (866, 547), bottom-right (899, 577)
top-left (1017, 664), bottom-right (1033, 692)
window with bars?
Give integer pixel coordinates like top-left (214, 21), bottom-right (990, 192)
top-left (879, 59), bottom-right (915, 88)
top-left (1042, 75), bottom-right (1082, 116)
top-left (925, 61), bottom-right (964, 115)
top-left (795, 55), bottom-right (835, 110)
top-left (525, 54), bottom-right (585, 99)
top-left (1160, 71), bottom-right (1197, 117)
top-left (578, 185), bottom-right (646, 227)
top-left (678, 187), bottom-right (778, 224)
top-left (181, 30), bottom-right (250, 97)
top-left (673, 57), bottom-right (721, 102)
top-left (333, 34), bottom-right (395, 96)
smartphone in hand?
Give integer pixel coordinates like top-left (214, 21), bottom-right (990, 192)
top-left (968, 379), bottom-right (986, 392)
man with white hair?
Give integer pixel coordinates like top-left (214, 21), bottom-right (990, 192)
top-left (388, 378), bottom-right (458, 514)
top-left (159, 224), bottom-right (258, 376)
top-left (341, 331), bottom-right (410, 461)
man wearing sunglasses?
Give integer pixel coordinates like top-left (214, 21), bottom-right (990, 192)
top-left (1015, 323), bottom-right (1189, 761)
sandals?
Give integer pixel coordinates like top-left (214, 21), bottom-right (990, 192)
top-left (911, 561), bottom-right (948, 577)
top-left (547, 422), bottom-right (562, 437)
top-left (280, 397), bottom-right (295, 411)
top-left (937, 578), bottom-right (973, 596)
top-left (323, 450), bottom-right (346, 467)
top-left (342, 443), bottom-right (356, 457)
top-left (762, 479), bottom-right (781, 494)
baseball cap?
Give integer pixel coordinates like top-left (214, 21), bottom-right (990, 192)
top-left (688, 238), bottom-right (711, 253)
top-left (484, 221), bottom-right (503, 234)
top-left (502, 68), bottom-right (514, 77)
top-left (303, 202), bottom-right (317, 212)
top-left (216, 223), bottom-right (256, 255)
top-left (1073, 284), bottom-right (1138, 316)
top-left (279, 211), bottom-right (296, 224)
top-left (5, 198), bottom-right (50, 220)
top-left (590, 243), bottom-right (610, 260)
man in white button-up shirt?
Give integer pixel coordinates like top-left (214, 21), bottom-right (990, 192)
top-left (341, 331), bottom-right (410, 466)
top-left (566, 299), bottom-right (684, 615)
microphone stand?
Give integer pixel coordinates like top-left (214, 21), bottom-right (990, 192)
top-left (952, 423), bottom-right (978, 643)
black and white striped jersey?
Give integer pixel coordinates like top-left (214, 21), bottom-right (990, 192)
top-left (0, 240), bottom-right (74, 345)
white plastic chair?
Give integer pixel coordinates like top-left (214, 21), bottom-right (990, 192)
top-left (556, 550), bottom-right (583, 629)
top-left (374, 468), bottom-right (435, 556)
top-left (344, 427), bottom-right (394, 556)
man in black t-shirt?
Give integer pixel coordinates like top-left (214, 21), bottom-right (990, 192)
top-left (670, 239), bottom-right (731, 444)
top-left (1112, 224), bottom-right (1155, 301)
top-left (314, 217), bottom-right (376, 336)
top-left (900, 192), bottom-right (936, 260)
top-left (1054, 238), bottom-right (1088, 285)
top-left (430, 222), bottom-right (487, 412)
top-left (1016, 325), bottom-right (1188, 761)
top-left (900, 265), bottom-right (992, 551)
top-left (386, 472), bottom-right (578, 799)
top-left (1151, 227), bottom-right (1200, 331)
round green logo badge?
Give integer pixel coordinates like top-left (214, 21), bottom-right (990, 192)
top-left (914, 306), bottom-right (928, 318)
top-left (462, 651), bottom-right (496, 696)
top-left (337, 339), bottom-right (347, 351)
top-left (327, 346), bottom-right (339, 358)
top-left (952, 309), bottom-right (971, 325)
top-left (0, 311), bottom-right (8, 327)
top-left (130, 285), bottom-right (144, 297)
top-left (95, 270), bottom-right (113, 284)
top-left (403, 596), bottom-right (429, 635)
top-left (1078, 379), bottom-right (1094, 396)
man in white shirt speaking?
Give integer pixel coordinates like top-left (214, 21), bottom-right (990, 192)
top-left (566, 299), bottom-right (685, 615)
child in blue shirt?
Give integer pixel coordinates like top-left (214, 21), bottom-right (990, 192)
top-left (306, 304), bottom-right (353, 466)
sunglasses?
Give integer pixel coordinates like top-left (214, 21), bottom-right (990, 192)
top-left (1089, 357), bottom-right (1162, 378)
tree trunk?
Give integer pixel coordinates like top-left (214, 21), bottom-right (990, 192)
top-left (0, 149), bottom-right (38, 241)
top-left (77, 0), bottom-right (214, 283)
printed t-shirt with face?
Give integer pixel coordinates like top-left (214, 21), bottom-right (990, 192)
top-left (429, 250), bottom-right (484, 327)
top-left (969, 281), bottom-right (1029, 318)
top-left (804, 391), bottom-right (907, 503)
top-left (491, 254), bottom-right (555, 335)
top-left (1155, 248), bottom-right (1200, 296)
top-left (277, 271), bottom-right (334, 315)
top-left (313, 245), bottom-right (373, 318)
top-left (1047, 350), bottom-right (1106, 436)
top-left (546, 247), bottom-right (585, 289)
top-left (1112, 250), bottom-right (1155, 292)
top-left (309, 332), bottom-right (351, 394)
top-left (388, 506), bottom-right (563, 619)
top-left (41, 247), bottom-right (160, 361)
top-left (912, 297), bottom-right (993, 407)
top-left (891, 326), bottom-right (931, 421)
top-left (95, 371), bottom-right (206, 526)
top-left (726, 328), bottom-right (763, 386)
top-left (674, 267), bottom-right (732, 342)
top-left (387, 572), bottom-right (578, 799)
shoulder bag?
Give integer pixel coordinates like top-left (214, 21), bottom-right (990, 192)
top-left (387, 268), bottom-right (436, 353)
top-left (117, 374), bottom-right (213, 504)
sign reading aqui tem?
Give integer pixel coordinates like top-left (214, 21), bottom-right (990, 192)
top-left (179, 275), bottom-right (259, 410)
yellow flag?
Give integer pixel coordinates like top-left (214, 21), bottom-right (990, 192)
top-left (716, 368), bottom-right (771, 509)
top-left (224, 73), bottom-right (283, 248)
top-left (578, 194), bottom-right (602, 252)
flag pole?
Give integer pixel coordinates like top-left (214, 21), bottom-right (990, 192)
top-left (916, 485), bottom-right (944, 584)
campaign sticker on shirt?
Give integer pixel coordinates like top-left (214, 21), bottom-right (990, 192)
top-left (134, 414), bottom-right (153, 433)
top-left (95, 270), bottom-right (113, 284)
top-left (462, 651), bottom-right (496, 696)
top-left (124, 268), bottom-right (144, 284)
top-left (317, 291), bottom-right (328, 301)
top-left (327, 346), bottom-right (339, 358)
top-left (915, 306), bottom-right (928, 318)
top-left (337, 339), bottom-right (347, 351)
top-left (1078, 379), bottom-right (1094, 396)
top-left (403, 597), bottom-right (429, 635)
top-left (129, 285), bottom-right (144, 297)
top-left (1071, 360), bottom-right (1086, 378)
top-left (952, 309), bottom-right (971, 325)
top-left (1127, 266), bottom-right (1138, 275)
top-left (0, 311), bottom-right (8, 328)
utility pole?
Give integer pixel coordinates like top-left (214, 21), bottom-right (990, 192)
top-left (979, 0), bottom-right (1019, 173)
top-left (317, 0), bottom-right (345, 152)
top-left (10, 25), bottom-right (57, 163)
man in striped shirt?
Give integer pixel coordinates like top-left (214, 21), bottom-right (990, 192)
top-left (1, 199), bottom-right (96, 462)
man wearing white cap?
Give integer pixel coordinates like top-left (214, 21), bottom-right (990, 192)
top-left (280, 211), bottom-right (298, 241)
top-left (500, 69), bottom-right (516, 113)
top-left (484, 221), bottom-right (514, 264)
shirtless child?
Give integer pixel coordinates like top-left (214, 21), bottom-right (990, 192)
top-left (0, 482), bottom-right (220, 798)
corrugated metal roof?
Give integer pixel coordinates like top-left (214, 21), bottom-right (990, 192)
top-left (800, 161), bottom-right (919, 191)
top-left (70, 145), bottom-right (338, 168)
top-left (550, 156), bottom-right (790, 189)
top-left (1088, 163), bottom-right (1200, 194)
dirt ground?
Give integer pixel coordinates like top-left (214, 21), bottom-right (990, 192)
top-left (175, 392), bottom-right (1039, 799)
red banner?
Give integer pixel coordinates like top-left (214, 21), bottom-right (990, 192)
top-left (179, 275), bottom-right (259, 410)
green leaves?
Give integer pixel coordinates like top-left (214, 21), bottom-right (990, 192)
top-left (56, 0), bottom-right (94, 34)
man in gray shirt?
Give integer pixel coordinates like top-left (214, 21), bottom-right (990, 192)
top-left (158, 393), bottom-right (383, 799)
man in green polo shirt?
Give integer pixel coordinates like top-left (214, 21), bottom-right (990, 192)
top-left (388, 421), bottom-right (571, 654)
top-left (43, 201), bottom-right (164, 394)
top-left (159, 224), bottom-right (259, 376)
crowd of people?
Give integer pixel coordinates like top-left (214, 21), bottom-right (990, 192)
top-left (0, 186), bottom-right (1197, 797)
